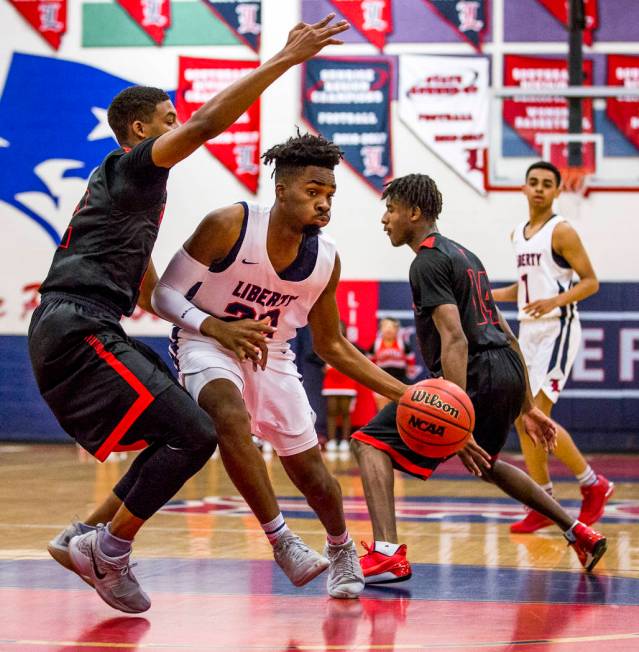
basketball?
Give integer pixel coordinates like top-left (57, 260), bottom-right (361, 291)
top-left (396, 378), bottom-right (475, 458)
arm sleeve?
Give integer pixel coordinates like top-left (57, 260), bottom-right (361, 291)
top-left (410, 249), bottom-right (456, 312)
top-left (151, 247), bottom-right (211, 334)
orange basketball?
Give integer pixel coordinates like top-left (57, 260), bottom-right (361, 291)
top-left (396, 378), bottom-right (475, 458)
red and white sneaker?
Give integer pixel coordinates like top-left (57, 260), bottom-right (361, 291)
top-left (566, 522), bottom-right (607, 572)
top-left (510, 508), bottom-right (553, 534)
top-left (359, 541), bottom-right (412, 585)
top-left (578, 475), bottom-right (614, 526)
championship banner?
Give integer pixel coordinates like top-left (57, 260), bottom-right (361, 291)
top-left (201, 0), bottom-right (261, 52)
top-left (115, 0), bottom-right (171, 45)
top-left (421, 0), bottom-right (486, 52)
top-left (607, 54), bottom-right (639, 152)
top-left (8, 0), bottom-right (67, 50)
top-left (302, 57), bottom-right (392, 193)
top-left (536, 0), bottom-right (598, 46)
top-left (176, 57), bottom-right (260, 193)
top-left (503, 55), bottom-right (594, 156)
top-left (398, 54), bottom-right (489, 195)
top-left (328, 0), bottom-right (393, 51)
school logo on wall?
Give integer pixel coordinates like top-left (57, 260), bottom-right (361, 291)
top-left (328, 0), bottom-right (393, 51)
top-left (201, 0), bottom-right (261, 52)
top-left (0, 53), bottom-right (153, 245)
top-left (7, 0), bottom-right (67, 49)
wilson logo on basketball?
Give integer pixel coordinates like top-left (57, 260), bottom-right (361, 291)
top-left (410, 390), bottom-right (460, 419)
top-left (407, 415), bottom-right (446, 437)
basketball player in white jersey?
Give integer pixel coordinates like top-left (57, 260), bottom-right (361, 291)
top-left (152, 133), bottom-right (408, 599)
top-left (493, 161), bottom-right (613, 534)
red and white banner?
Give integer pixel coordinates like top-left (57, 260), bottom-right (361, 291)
top-left (176, 57), bottom-right (260, 193)
top-left (328, 0), bottom-right (392, 51)
top-left (607, 54), bottom-right (639, 152)
top-left (335, 280), bottom-right (379, 350)
top-left (8, 0), bottom-right (66, 50)
top-left (115, 0), bottom-right (171, 45)
top-left (536, 0), bottom-right (598, 46)
top-left (503, 55), bottom-right (594, 156)
top-left (398, 55), bottom-right (489, 195)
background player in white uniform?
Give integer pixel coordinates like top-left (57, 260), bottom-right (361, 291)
top-left (493, 161), bottom-right (613, 534)
top-left (152, 133), bottom-right (408, 599)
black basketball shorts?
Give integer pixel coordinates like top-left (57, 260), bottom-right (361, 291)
top-left (28, 293), bottom-right (196, 461)
top-left (352, 347), bottom-right (526, 479)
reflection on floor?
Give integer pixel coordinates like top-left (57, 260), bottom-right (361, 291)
top-left (2, 444), bottom-right (638, 651)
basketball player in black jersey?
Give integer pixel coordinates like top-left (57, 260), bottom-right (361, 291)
top-left (27, 15), bottom-right (350, 614)
top-left (351, 174), bottom-right (608, 585)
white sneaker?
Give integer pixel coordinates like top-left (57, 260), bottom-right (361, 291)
top-left (68, 526), bottom-right (150, 613)
top-left (272, 531), bottom-right (329, 587)
top-left (326, 439), bottom-right (338, 452)
top-left (324, 540), bottom-right (365, 599)
top-left (47, 521), bottom-right (96, 583)
top-left (338, 439), bottom-right (350, 453)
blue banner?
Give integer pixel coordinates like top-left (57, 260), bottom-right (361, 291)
top-left (302, 57), bottom-right (392, 193)
top-left (423, 0), bottom-right (486, 51)
top-left (201, 1), bottom-right (261, 52)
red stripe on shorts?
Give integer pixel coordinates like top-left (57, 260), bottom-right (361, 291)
top-left (351, 431), bottom-right (434, 480)
top-left (85, 335), bottom-right (154, 462)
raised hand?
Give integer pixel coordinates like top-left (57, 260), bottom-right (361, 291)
top-left (281, 13), bottom-right (350, 65)
top-left (520, 406), bottom-right (557, 453)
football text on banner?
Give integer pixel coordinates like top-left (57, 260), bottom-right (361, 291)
top-left (328, 0), bottom-right (392, 51)
top-left (607, 54), bottom-right (639, 152)
top-left (421, 0), bottom-right (486, 52)
top-left (201, 0), bottom-right (261, 52)
top-left (115, 0), bottom-right (171, 45)
top-left (398, 54), bottom-right (489, 195)
top-left (176, 57), bottom-right (260, 194)
top-left (302, 57), bottom-right (392, 193)
top-left (536, 0), bottom-right (598, 46)
top-left (503, 55), bottom-right (594, 164)
top-left (8, 0), bottom-right (67, 50)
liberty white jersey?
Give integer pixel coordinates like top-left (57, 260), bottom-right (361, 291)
top-left (513, 215), bottom-right (577, 322)
top-left (176, 202), bottom-right (337, 357)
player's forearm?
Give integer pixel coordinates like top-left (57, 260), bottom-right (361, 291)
top-left (439, 337), bottom-right (468, 392)
top-left (491, 283), bottom-right (518, 302)
top-left (554, 277), bottom-right (599, 306)
top-left (317, 337), bottom-right (406, 401)
top-left (188, 52), bottom-right (294, 141)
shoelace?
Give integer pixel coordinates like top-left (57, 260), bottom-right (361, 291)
top-left (331, 547), bottom-right (359, 581)
top-left (279, 536), bottom-right (312, 564)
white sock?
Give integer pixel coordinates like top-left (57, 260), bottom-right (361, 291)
top-left (261, 513), bottom-right (289, 545)
top-left (326, 530), bottom-right (350, 546)
top-left (374, 541), bottom-right (401, 556)
top-left (576, 465), bottom-right (597, 486)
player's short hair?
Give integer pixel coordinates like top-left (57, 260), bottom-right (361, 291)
top-left (382, 174), bottom-right (443, 221)
top-left (108, 86), bottom-right (170, 145)
top-left (525, 160), bottom-right (562, 188)
top-left (261, 130), bottom-right (344, 181)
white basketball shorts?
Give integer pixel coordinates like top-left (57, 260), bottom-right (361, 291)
top-left (518, 314), bottom-right (581, 403)
top-left (176, 337), bottom-right (317, 457)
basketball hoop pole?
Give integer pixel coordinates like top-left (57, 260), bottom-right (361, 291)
top-left (568, 0), bottom-right (585, 169)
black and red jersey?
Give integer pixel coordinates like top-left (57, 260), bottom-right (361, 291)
top-left (409, 232), bottom-right (508, 375)
top-left (39, 137), bottom-right (168, 317)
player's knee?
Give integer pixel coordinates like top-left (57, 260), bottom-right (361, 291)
top-left (211, 402), bottom-right (250, 438)
top-left (180, 408), bottom-right (218, 456)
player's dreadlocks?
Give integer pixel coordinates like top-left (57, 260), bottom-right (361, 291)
top-left (261, 131), bottom-right (344, 180)
top-left (108, 86), bottom-right (170, 145)
top-left (382, 174), bottom-right (443, 221)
